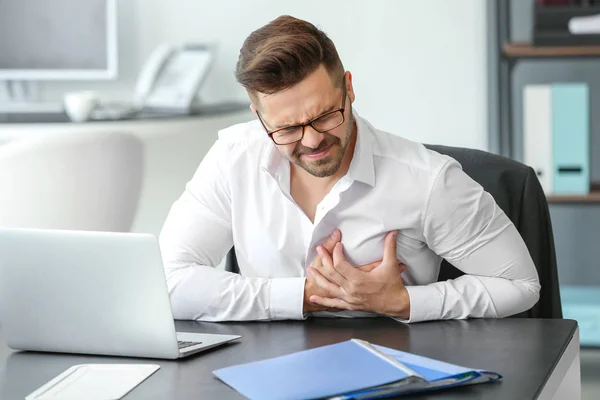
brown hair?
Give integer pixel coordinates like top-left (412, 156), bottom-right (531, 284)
top-left (235, 15), bottom-right (345, 101)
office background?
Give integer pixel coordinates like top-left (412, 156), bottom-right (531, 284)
top-left (0, 0), bottom-right (489, 150)
top-left (495, 0), bottom-right (600, 288)
top-left (0, 0), bottom-right (598, 398)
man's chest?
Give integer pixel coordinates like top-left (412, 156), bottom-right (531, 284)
top-left (289, 182), bottom-right (328, 226)
top-left (230, 180), bottom-right (442, 284)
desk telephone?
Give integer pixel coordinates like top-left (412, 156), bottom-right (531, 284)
top-left (134, 43), bottom-right (213, 111)
top-left (93, 43), bottom-right (213, 119)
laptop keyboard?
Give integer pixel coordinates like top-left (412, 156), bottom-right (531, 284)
top-left (178, 340), bottom-right (202, 350)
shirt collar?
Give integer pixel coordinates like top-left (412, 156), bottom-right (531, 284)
top-left (261, 136), bottom-right (285, 182)
top-left (346, 112), bottom-right (375, 187)
top-left (261, 110), bottom-right (375, 187)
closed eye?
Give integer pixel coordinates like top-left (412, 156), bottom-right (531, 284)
top-left (278, 126), bottom-right (300, 135)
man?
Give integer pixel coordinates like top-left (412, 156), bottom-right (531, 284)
top-left (158, 15), bottom-right (540, 323)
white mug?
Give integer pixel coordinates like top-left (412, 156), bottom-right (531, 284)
top-left (63, 91), bottom-right (99, 122)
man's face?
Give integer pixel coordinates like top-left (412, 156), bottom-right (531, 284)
top-left (253, 66), bottom-right (355, 178)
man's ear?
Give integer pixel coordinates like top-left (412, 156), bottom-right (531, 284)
top-left (250, 103), bottom-right (257, 116)
top-left (345, 71), bottom-right (356, 104)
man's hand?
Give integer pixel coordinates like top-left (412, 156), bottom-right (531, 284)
top-left (307, 231), bottom-right (411, 319)
top-left (303, 229), bottom-right (380, 313)
top-left (303, 230), bottom-right (342, 313)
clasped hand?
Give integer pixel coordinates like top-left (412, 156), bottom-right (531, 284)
top-left (303, 229), bottom-right (410, 319)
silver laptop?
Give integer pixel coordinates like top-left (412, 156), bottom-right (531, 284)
top-left (0, 228), bottom-right (240, 359)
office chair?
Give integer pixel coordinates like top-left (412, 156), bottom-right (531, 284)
top-left (424, 144), bottom-right (561, 319)
top-left (0, 131), bottom-right (144, 232)
top-left (226, 145), bottom-right (562, 319)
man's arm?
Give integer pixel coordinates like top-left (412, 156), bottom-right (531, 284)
top-left (307, 159), bottom-right (540, 323)
top-left (159, 139), bottom-right (305, 322)
top-left (405, 159), bottom-right (541, 323)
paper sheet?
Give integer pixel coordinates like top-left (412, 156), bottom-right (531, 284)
top-left (25, 364), bottom-right (160, 400)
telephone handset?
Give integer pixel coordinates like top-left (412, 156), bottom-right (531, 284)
top-left (133, 43), bottom-right (214, 111)
top-left (133, 43), bottom-right (174, 105)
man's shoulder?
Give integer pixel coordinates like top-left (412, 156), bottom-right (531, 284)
top-left (367, 124), bottom-right (455, 177)
top-left (217, 118), bottom-right (267, 144)
top-left (213, 118), bottom-right (272, 160)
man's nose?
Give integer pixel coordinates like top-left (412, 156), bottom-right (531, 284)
top-left (300, 125), bottom-right (324, 149)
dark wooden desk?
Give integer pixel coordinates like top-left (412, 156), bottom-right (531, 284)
top-left (0, 318), bottom-right (579, 399)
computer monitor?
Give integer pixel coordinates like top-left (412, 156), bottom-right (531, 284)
top-left (0, 0), bottom-right (117, 81)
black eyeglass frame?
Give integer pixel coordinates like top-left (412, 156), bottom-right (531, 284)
top-left (256, 77), bottom-right (348, 145)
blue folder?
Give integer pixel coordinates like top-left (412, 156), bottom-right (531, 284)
top-left (552, 83), bottom-right (590, 194)
top-left (213, 339), bottom-right (502, 400)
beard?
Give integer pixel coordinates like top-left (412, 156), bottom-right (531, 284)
top-left (290, 113), bottom-right (355, 178)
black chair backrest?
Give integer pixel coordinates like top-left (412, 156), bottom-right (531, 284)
top-left (425, 144), bottom-right (561, 319)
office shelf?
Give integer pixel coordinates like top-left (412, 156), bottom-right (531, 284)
top-left (547, 183), bottom-right (600, 204)
top-left (503, 42), bottom-right (600, 58)
top-left (547, 192), bottom-right (600, 204)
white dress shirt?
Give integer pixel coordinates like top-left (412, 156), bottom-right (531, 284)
top-left (158, 111), bottom-right (541, 323)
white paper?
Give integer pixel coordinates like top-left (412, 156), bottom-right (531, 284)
top-left (25, 364), bottom-right (160, 400)
top-left (523, 85), bottom-right (553, 194)
top-left (568, 14), bottom-right (600, 34)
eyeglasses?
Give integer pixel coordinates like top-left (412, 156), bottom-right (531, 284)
top-left (256, 78), bottom-right (347, 145)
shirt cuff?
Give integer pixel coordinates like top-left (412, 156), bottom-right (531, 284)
top-left (392, 285), bottom-right (443, 323)
top-left (268, 277), bottom-right (307, 320)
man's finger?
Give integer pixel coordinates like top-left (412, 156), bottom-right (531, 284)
top-left (312, 257), bottom-right (323, 268)
top-left (398, 263), bottom-right (406, 286)
top-left (309, 295), bottom-right (354, 311)
top-left (307, 268), bottom-right (346, 298)
top-left (332, 242), bottom-right (360, 281)
top-left (359, 260), bottom-right (404, 274)
top-left (358, 260), bottom-right (381, 272)
top-left (322, 229), bottom-right (341, 253)
top-left (311, 230), bottom-right (340, 268)
top-left (315, 245), bottom-right (348, 286)
top-left (382, 230), bottom-right (398, 264)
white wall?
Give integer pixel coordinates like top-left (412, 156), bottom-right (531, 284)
top-left (9, 0), bottom-right (488, 150)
